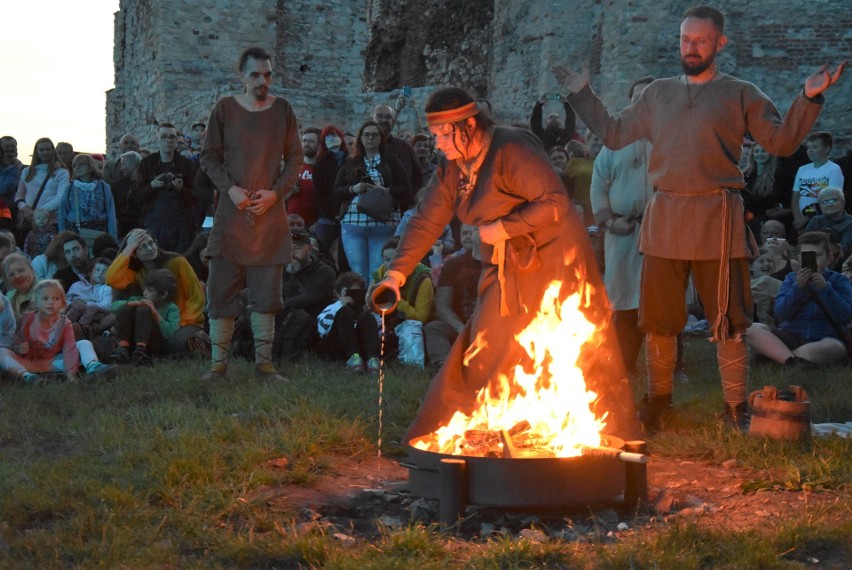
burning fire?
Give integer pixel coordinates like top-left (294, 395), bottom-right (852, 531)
top-left (413, 280), bottom-right (607, 458)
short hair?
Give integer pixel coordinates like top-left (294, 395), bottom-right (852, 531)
top-left (143, 268), bottom-right (177, 301)
top-left (33, 279), bottom-right (66, 306)
top-left (60, 232), bottom-right (87, 251)
top-left (90, 257), bottom-right (112, 277)
top-left (683, 5), bottom-right (725, 34)
top-left (818, 186), bottom-right (844, 202)
top-left (797, 231), bottom-right (831, 256)
top-left (302, 127), bottom-right (321, 138)
top-left (158, 122), bottom-right (177, 131)
top-left (411, 134), bottom-right (430, 146)
top-left (91, 256), bottom-right (112, 268)
top-left (71, 154), bottom-right (103, 180)
top-left (806, 131), bottom-right (833, 150)
top-left (2, 253), bottom-right (33, 278)
top-left (238, 46), bottom-right (271, 71)
top-left (334, 271), bottom-right (365, 293)
top-left (628, 76), bottom-right (655, 100)
top-left (0, 136), bottom-right (16, 146)
top-left (566, 140), bottom-right (590, 158)
top-left (191, 122), bottom-right (206, 130)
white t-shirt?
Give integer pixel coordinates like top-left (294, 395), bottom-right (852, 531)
top-left (793, 160), bottom-right (844, 215)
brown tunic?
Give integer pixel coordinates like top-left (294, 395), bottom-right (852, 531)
top-left (200, 96), bottom-right (303, 266)
top-left (568, 76), bottom-right (823, 260)
top-left (391, 127), bottom-right (641, 442)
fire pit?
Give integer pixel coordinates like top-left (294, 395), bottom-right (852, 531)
top-left (399, 281), bottom-right (647, 523)
top-left (402, 435), bottom-right (647, 523)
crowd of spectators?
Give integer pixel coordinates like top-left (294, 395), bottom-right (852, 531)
top-left (0, 80), bottom-right (849, 383)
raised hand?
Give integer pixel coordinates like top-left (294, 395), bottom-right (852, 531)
top-left (804, 62), bottom-right (846, 98)
top-left (553, 63), bottom-right (590, 95)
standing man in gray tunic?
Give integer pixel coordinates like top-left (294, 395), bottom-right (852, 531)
top-left (200, 46), bottom-right (303, 381)
top-left (554, 5), bottom-right (844, 431)
top-left (590, 76), bottom-right (655, 376)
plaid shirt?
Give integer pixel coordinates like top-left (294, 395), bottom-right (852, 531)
top-left (340, 155), bottom-right (400, 226)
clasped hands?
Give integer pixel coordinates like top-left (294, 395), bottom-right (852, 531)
top-left (228, 185), bottom-right (278, 216)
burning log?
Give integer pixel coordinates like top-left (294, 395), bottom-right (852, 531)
top-left (499, 429), bottom-right (517, 458)
top-left (580, 445), bottom-right (648, 464)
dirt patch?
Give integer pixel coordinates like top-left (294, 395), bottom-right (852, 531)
top-left (257, 452), bottom-right (846, 544)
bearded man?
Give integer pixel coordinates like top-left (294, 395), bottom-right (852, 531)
top-left (554, 4), bottom-right (845, 431)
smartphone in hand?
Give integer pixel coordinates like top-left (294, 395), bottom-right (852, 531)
top-left (801, 250), bottom-right (818, 273)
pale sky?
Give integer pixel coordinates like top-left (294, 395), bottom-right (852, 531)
top-left (1, 1), bottom-right (120, 161)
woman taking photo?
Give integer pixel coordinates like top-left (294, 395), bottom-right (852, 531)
top-left (14, 138), bottom-right (69, 239)
top-left (371, 87), bottom-right (639, 442)
top-left (106, 228), bottom-right (205, 355)
top-left (334, 120), bottom-right (412, 282)
top-left (58, 154), bottom-right (118, 240)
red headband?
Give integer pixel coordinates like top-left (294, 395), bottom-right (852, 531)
top-left (425, 102), bottom-right (479, 126)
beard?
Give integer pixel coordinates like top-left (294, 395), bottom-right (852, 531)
top-left (681, 52), bottom-right (715, 76)
top-left (253, 85), bottom-right (269, 101)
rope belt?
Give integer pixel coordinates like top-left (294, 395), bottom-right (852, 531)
top-left (492, 240), bottom-right (509, 316)
top-left (654, 187), bottom-right (741, 342)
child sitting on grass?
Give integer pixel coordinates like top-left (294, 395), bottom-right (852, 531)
top-left (65, 257), bottom-right (115, 335)
top-left (747, 231), bottom-right (852, 367)
top-left (110, 268), bottom-right (180, 366)
top-left (316, 271), bottom-right (381, 373)
top-left (0, 280), bottom-right (116, 384)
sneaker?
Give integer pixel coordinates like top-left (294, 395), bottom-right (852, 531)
top-left (86, 361), bottom-right (119, 379)
top-left (346, 353), bottom-right (364, 372)
top-left (22, 372), bottom-right (44, 386)
top-left (111, 345), bottom-right (131, 365)
top-left (366, 357), bottom-right (381, 373)
top-left (131, 347), bottom-right (152, 367)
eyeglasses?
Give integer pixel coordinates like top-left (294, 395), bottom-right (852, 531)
top-left (819, 199), bottom-right (840, 206)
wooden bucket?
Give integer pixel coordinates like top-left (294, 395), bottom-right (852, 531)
top-left (748, 385), bottom-right (811, 441)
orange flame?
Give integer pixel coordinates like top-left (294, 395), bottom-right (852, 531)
top-left (413, 280), bottom-right (607, 457)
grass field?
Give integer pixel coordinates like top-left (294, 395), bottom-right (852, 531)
top-left (0, 337), bottom-right (849, 568)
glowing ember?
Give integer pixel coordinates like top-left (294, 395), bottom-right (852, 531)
top-left (413, 280), bottom-right (607, 457)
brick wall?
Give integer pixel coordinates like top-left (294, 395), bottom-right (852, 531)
top-left (107, 0), bottom-right (851, 154)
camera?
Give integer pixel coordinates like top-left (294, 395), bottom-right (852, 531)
top-left (159, 172), bottom-right (180, 190)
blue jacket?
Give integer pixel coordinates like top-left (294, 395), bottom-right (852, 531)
top-left (0, 162), bottom-right (22, 205)
top-left (776, 270), bottom-right (852, 342)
